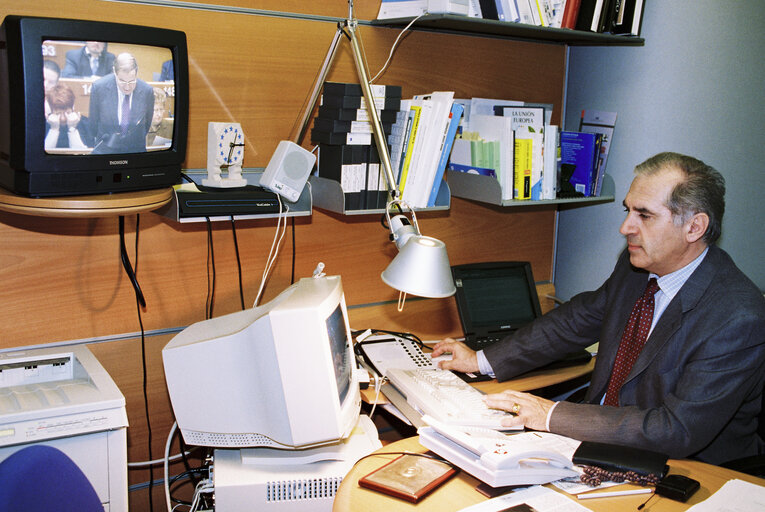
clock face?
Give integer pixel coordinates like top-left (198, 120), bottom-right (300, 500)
top-left (216, 125), bottom-right (244, 166)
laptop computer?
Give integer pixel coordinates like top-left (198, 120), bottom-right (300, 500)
top-left (452, 261), bottom-right (543, 351)
top-left (451, 261), bottom-right (592, 381)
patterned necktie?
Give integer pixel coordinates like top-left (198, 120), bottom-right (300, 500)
top-left (120, 94), bottom-right (130, 136)
top-left (603, 278), bottom-right (660, 406)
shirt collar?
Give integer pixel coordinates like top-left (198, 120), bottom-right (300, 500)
top-left (650, 247), bottom-right (709, 300)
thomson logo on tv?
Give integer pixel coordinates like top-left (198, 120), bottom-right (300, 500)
top-left (109, 160), bottom-right (129, 166)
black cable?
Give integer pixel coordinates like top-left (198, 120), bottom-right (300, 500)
top-left (353, 329), bottom-right (427, 351)
top-left (205, 218), bottom-right (216, 319)
top-left (179, 172), bottom-right (195, 184)
top-left (121, 215), bottom-right (154, 512)
top-left (119, 216), bottom-right (146, 307)
top-left (230, 217), bottom-right (245, 310)
top-left (169, 467), bottom-right (209, 506)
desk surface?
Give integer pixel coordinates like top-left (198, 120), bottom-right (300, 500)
top-left (333, 436), bottom-right (765, 512)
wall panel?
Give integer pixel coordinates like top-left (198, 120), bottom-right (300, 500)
top-left (0, 1), bottom-right (566, 507)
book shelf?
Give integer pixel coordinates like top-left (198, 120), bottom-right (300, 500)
top-left (309, 175), bottom-right (450, 215)
top-left (305, 14), bottom-right (634, 215)
top-left (370, 14), bottom-right (644, 46)
top-left (446, 170), bottom-right (615, 207)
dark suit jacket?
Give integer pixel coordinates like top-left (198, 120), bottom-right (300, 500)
top-left (484, 245), bottom-right (765, 464)
top-left (61, 47), bottom-right (115, 78)
top-left (88, 74), bottom-right (155, 154)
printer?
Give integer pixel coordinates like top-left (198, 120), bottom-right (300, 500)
top-left (0, 344), bottom-right (128, 512)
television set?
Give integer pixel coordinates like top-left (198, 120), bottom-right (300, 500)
top-left (0, 15), bottom-right (189, 197)
top-left (162, 274), bottom-right (362, 450)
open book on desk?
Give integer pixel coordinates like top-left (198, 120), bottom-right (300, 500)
top-left (418, 415), bottom-right (580, 487)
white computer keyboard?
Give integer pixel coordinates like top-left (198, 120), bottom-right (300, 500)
top-left (385, 367), bottom-right (513, 429)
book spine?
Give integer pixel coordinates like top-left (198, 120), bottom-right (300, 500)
top-left (514, 137), bottom-right (533, 200)
top-left (398, 105), bottom-right (422, 195)
top-left (427, 102), bottom-right (464, 207)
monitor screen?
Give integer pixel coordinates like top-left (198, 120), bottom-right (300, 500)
top-left (461, 272), bottom-right (536, 327)
top-left (327, 304), bottom-right (352, 405)
top-left (42, 39), bottom-right (175, 155)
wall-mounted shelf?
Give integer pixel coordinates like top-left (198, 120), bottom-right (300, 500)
top-left (309, 175), bottom-right (450, 215)
top-left (157, 170), bottom-right (312, 223)
top-left (371, 14), bottom-right (644, 46)
top-left (0, 186), bottom-right (173, 218)
top-left (446, 170), bottom-right (615, 207)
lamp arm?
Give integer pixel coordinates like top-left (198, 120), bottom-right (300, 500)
top-left (345, 21), bottom-right (399, 199)
top-left (291, 25), bottom-right (345, 145)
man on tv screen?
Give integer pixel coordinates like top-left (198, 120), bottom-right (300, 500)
top-left (61, 41), bottom-right (115, 79)
top-left (89, 52), bottom-right (154, 154)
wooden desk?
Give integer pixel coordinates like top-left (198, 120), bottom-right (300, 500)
top-left (333, 436), bottom-right (765, 512)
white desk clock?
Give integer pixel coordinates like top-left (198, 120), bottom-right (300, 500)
top-left (204, 122), bottom-right (248, 188)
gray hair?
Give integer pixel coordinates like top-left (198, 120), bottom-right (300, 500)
top-left (113, 53), bottom-right (138, 74)
top-left (634, 152), bottom-right (725, 244)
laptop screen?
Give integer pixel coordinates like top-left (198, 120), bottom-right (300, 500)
top-left (452, 262), bottom-right (542, 337)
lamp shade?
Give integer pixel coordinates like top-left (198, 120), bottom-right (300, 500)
top-left (381, 235), bottom-right (456, 298)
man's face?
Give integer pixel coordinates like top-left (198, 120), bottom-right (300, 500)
top-left (115, 68), bottom-right (137, 95)
top-left (619, 168), bottom-right (696, 276)
top-left (43, 67), bottom-right (59, 92)
top-left (152, 104), bottom-right (164, 126)
top-left (86, 42), bottom-right (105, 56)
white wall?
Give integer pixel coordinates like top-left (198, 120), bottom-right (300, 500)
top-left (556, 1), bottom-right (765, 300)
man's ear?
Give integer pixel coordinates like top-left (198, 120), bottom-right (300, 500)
top-left (686, 213), bottom-right (709, 243)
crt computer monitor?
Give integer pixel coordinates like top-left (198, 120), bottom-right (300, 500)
top-left (162, 275), bottom-right (362, 450)
top-left (0, 15), bottom-right (189, 197)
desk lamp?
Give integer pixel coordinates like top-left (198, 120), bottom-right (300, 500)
top-left (294, 1), bottom-right (456, 306)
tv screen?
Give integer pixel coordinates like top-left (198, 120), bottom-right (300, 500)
top-left (0, 16), bottom-right (189, 197)
top-left (43, 40), bottom-right (176, 155)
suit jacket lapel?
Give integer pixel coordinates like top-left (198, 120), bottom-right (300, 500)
top-left (622, 246), bottom-right (720, 386)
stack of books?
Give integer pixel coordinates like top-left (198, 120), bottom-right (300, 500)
top-left (448, 98), bottom-right (557, 201)
top-left (377, 1), bottom-right (645, 37)
top-left (391, 91), bottom-right (464, 208)
top-left (311, 82), bottom-right (402, 210)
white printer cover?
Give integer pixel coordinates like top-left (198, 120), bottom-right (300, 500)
top-left (0, 344), bottom-right (128, 447)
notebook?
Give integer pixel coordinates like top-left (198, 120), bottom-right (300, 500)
top-left (451, 261), bottom-right (592, 380)
top-left (451, 261), bottom-right (543, 351)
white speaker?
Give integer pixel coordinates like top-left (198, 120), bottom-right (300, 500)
top-left (258, 141), bottom-right (316, 202)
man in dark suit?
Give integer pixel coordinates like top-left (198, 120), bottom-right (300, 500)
top-left (433, 152), bottom-right (765, 465)
top-left (61, 41), bottom-right (115, 78)
top-left (89, 52), bottom-right (154, 154)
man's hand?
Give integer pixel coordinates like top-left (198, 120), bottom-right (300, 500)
top-left (431, 338), bottom-right (479, 373)
top-left (484, 390), bottom-right (556, 431)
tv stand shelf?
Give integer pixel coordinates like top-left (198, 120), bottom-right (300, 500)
top-left (0, 187), bottom-right (173, 218)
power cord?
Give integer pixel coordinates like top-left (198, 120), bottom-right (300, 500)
top-left (230, 217), bottom-right (246, 310)
top-left (253, 194), bottom-right (289, 306)
top-left (119, 214), bottom-right (154, 511)
top-left (368, 12), bottom-right (426, 83)
top-left (205, 218), bottom-right (216, 319)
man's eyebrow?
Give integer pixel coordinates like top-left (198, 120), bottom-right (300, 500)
top-left (622, 200), bottom-right (654, 215)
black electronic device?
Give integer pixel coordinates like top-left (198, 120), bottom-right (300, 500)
top-left (174, 184), bottom-right (280, 218)
top-left (451, 261), bottom-right (544, 351)
top-left (656, 474), bottom-right (700, 502)
top-left (0, 15), bottom-right (189, 197)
